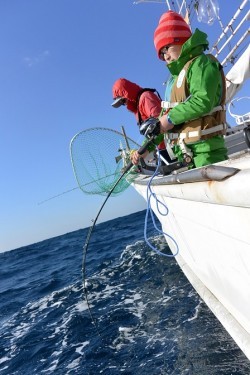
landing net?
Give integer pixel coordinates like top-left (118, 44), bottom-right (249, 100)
top-left (70, 127), bottom-right (141, 196)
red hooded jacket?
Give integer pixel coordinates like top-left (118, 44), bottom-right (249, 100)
top-left (112, 78), bottom-right (160, 123)
top-left (112, 78), bottom-right (165, 149)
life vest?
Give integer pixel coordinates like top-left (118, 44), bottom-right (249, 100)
top-left (163, 55), bottom-right (227, 145)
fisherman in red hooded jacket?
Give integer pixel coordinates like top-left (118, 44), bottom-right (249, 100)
top-left (112, 77), bottom-right (175, 165)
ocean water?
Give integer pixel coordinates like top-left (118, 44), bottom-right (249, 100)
top-left (1, 210), bottom-right (250, 375)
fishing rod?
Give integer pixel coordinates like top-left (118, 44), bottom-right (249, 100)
top-left (82, 135), bottom-right (156, 337)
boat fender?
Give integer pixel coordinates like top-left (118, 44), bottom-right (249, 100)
top-left (243, 125), bottom-right (250, 149)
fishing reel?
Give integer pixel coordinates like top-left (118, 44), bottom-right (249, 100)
top-left (139, 117), bottom-right (161, 139)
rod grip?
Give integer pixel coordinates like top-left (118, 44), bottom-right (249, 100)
top-left (138, 136), bottom-right (154, 155)
top-left (122, 136), bottom-right (154, 174)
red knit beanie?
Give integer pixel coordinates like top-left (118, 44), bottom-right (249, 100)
top-left (154, 11), bottom-right (192, 60)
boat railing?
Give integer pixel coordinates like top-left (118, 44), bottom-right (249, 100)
top-left (210, 0), bottom-right (250, 66)
top-left (134, 0), bottom-right (249, 68)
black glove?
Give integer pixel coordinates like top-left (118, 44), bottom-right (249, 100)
top-left (139, 117), bottom-right (161, 139)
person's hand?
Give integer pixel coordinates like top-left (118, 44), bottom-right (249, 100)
top-left (159, 114), bottom-right (174, 133)
top-left (139, 117), bottom-right (160, 139)
top-left (130, 149), bottom-right (149, 165)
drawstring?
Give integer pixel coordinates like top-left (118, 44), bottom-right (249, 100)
top-left (144, 151), bottom-right (179, 257)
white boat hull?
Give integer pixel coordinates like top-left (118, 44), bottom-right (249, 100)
top-left (132, 152), bottom-right (250, 359)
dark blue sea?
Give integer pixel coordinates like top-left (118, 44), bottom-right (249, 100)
top-left (1, 210), bottom-right (250, 374)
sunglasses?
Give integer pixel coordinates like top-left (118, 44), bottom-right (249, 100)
top-left (120, 98), bottom-right (127, 106)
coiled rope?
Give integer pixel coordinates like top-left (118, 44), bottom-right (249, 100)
top-left (144, 151), bottom-right (179, 257)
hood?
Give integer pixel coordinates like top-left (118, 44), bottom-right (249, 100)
top-left (167, 28), bottom-right (209, 76)
top-left (112, 78), bottom-right (143, 113)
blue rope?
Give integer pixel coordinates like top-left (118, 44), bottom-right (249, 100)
top-left (144, 152), bottom-right (179, 257)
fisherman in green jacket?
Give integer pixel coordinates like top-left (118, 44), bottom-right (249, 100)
top-left (136, 10), bottom-right (228, 168)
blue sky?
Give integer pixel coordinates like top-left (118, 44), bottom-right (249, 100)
top-left (1, 0), bottom-right (249, 252)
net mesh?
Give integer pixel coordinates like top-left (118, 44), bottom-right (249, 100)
top-left (70, 127), bottom-right (141, 196)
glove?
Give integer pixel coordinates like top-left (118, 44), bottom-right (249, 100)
top-left (139, 117), bottom-right (161, 139)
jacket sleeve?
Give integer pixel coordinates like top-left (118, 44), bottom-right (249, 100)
top-left (169, 55), bottom-right (222, 125)
top-left (139, 91), bottom-right (163, 119)
top-left (138, 91), bottom-right (164, 151)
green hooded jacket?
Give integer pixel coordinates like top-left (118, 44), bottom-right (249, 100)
top-left (167, 28), bottom-right (223, 125)
top-left (150, 28), bottom-right (228, 167)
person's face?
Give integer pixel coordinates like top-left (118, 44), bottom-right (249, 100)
top-left (160, 44), bottom-right (182, 64)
